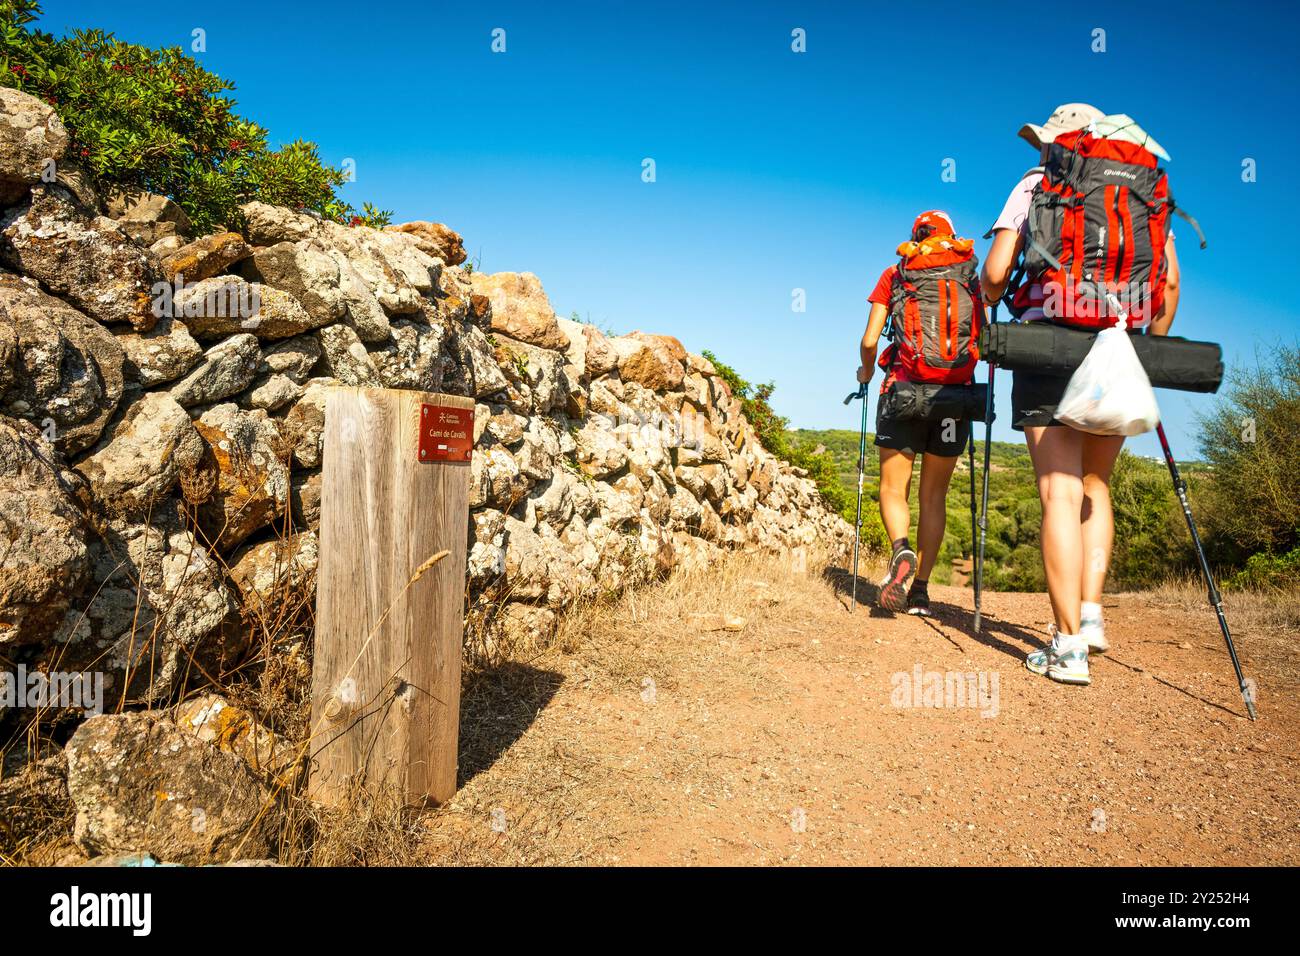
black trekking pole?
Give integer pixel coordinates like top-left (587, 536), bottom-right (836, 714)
top-left (844, 382), bottom-right (870, 611)
top-left (1155, 422), bottom-right (1257, 720)
top-left (973, 303), bottom-right (998, 633)
top-left (967, 431), bottom-right (977, 593)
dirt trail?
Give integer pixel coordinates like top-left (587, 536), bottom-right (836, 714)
top-left (423, 555), bottom-right (1300, 865)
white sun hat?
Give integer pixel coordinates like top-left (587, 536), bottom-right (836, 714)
top-left (1017, 103), bottom-right (1106, 150)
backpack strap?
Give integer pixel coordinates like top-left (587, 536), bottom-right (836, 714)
top-left (1169, 201), bottom-right (1208, 250)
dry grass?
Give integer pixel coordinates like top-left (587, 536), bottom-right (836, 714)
top-left (412, 544), bottom-right (845, 865)
top-left (1140, 573), bottom-right (1300, 686)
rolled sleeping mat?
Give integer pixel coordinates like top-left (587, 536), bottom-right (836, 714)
top-left (886, 381), bottom-right (991, 424)
top-left (978, 322), bottom-right (1224, 393)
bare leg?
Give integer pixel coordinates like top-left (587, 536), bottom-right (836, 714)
top-left (1025, 426), bottom-right (1085, 634)
top-left (877, 447), bottom-right (915, 544)
top-left (916, 452), bottom-right (959, 581)
top-left (1081, 434), bottom-right (1125, 604)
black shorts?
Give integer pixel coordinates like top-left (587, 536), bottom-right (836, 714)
top-left (875, 390), bottom-right (971, 457)
top-left (1010, 370), bottom-right (1072, 431)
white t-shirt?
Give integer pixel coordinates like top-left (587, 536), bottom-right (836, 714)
top-left (990, 171), bottom-right (1048, 320)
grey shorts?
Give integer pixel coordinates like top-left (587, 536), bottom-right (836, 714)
top-left (875, 395), bottom-right (971, 457)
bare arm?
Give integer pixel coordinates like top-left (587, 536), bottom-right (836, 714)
top-left (980, 228), bottom-right (1023, 306)
top-left (1149, 235), bottom-right (1180, 336)
top-left (856, 302), bottom-right (890, 384)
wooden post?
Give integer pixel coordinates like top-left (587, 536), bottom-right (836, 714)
top-left (309, 387), bottom-right (474, 806)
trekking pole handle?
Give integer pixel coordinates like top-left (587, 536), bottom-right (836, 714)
top-left (844, 382), bottom-right (869, 405)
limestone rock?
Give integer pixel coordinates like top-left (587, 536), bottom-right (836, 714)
top-left (467, 509), bottom-right (507, 590)
top-left (104, 187), bottom-right (192, 245)
top-left (611, 332), bottom-right (685, 391)
top-left (468, 442), bottom-right (531, 511)
top-left (47, 511), bottom-right (236, 702)
top-left (0, 273), bottom-right (125, 455)
top-left (239, 201), bottom-right (317, 246)
top-left (495, 603), bottom-right (558, 647)
top-left (385, 221), bottom-right (467, 265)
top-left (149, 235), bottom-right (184, 257)
top-left (470, 271), bottom-right (570, 351)
top-left (517, 418), bottom-right (561, 481)
top-left (316, 221), bottom-right (422, 315)
top-left (0, 415), bottom-right (87, 646)
top-left (259, 334), bottom-right (322, 383)
top-left (160, 231), bottom-right (252, 282)
top-left (0, 186), bottom-right (162, 331)
top-left (316, 324), bottom-right (379, 386)
top-left (321, 245), bottom-right (391, 342)
top-left (192, 403), bottom-right (290, 550)
top-left (243, 241), bottom-right (346, 327)
top-left (278, 382), bottom-right (329, 470)
top-left (289, 470), bottom-right (321, 527)
top-left (115, 316), bottom-right (203, 387)
top-left (174, 277), bottom-right (319, 340)
top-left (0, 87), bottom-right (68, 205)
top-left (369, 317), bottom-right (446, 391)
top-left (175, 694), bottom-right (303, 788)
top-left (241, 372), bottom-right (302, 412)
top-left (228, 531), bottom-right (318, 620)
top-left (574, 418), bottom-right (628, 478)
top-left (450, 323), bottom-right (508, 398)
top-left (76, 392), bottom-right (205, 518)
top-left (66, 711), bottom-right (278, 865)
top-left (169, 333), bottom-right (261, 408)
top-left (557, 317), bottom-right (618, 381)
top-left (494, 335), bottom-right (568, 414)
top-left (367, 230), bottom-right (440, 295)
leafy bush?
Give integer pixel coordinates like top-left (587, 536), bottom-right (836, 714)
top-left (1108, 451), bottom-right (1194, 588)
top-left (1197, 343), bottom-right (1300, 562)
top-left (1226, 543), bottom-right (1300, 591)
top-left (0, 0), bottom-right (389, 233)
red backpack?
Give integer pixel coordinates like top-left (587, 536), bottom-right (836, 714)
top-left (1012, 128), bottom-right (1205, 329)
top-left (885, 245), bottom-right (984, 385)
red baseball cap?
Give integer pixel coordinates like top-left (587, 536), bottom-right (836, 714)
top-left (911, 210), bottom-right (955, 240)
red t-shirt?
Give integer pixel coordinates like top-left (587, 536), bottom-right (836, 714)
top-left (868, 265), bottom-right (896, 308)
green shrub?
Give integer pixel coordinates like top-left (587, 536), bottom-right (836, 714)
top-left (1197, 343), bottom-right (1300, 562)
top-left (1108, 451), bottom-right (1193, 588)
top-left (1226, 542), bottom-right (1300, 591)
top-left (0, 0), bottom-right (389, 233)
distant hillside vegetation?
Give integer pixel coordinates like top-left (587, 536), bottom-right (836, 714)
top-left (787, 427), bottom-right (1217, 592)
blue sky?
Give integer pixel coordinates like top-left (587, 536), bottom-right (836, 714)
top-left (42, 0), bottom-right (1300, 456)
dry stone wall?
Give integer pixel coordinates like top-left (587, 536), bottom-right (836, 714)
top-left (0, 87), bottom-right (853, 721)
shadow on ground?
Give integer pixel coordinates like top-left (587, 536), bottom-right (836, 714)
top-left (457, 662), bottom-right (564, 786)
top-left (822, 563), bottom-right (1045, 662)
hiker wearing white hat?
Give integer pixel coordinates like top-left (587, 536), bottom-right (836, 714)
top-left (978, 103), bottom-right (1184, 686)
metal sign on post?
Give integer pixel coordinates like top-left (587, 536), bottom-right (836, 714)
top-left (418, 403), bottom-right (474, 463)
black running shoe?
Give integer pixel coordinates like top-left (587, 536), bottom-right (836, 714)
top-left (905, 582), bottom-right (931, 617)
top-left (878, 547), bottom-right (917, 612)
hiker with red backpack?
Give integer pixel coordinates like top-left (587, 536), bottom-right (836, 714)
top-left (856, 210), bottom-right (985, 617)
top-left (980, 103), bottom-right (1197, 685)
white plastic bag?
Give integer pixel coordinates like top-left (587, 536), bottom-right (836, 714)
top-left (1055, 325), bottom-right (1160, 436)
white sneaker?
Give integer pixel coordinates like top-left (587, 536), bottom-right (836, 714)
top-left (1081, 620), bottom-right (1109, 654)
top-left (1025, 626), bottom-right (1091, 685)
